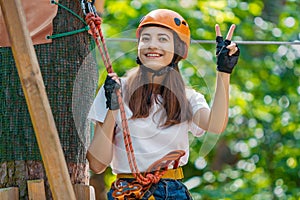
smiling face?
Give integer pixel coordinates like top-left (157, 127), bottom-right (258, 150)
top-left (138, 26), bottom-right (175, 71)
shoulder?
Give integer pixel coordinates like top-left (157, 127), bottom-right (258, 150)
top-left (120, 77), bottom-right (127, 84)
top-left (185, 87), bottom-right (205, 100)
top-left (119, 66), bottom-right (139, 86)
top-left (119, 77), bottom-right (128, 89)
top-left (185, 87), bottom-right (209, 112)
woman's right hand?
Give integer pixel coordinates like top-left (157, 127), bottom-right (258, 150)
top-left (104, 73), bottom-right (121, 110)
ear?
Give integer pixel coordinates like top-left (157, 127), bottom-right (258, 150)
top-left (173, 54), bottom-right (183, 64)
top-left (136, 56), bottom-right (142, 65)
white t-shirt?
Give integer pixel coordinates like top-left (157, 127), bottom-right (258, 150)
top-left (88, 78), bottom-right (210, 174)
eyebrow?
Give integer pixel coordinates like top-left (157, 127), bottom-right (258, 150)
top-left (141, 33), bottom-right (171, 39)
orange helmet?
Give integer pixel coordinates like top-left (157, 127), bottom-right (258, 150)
top-left (136, 9), bottom-right (190, 59)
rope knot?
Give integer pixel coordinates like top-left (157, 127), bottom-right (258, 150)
top-left (94, 16), bottom-right (102, 27)
top-left (85, 13), bottom-right (102, 30)
top-left (145, 173), bottom-right (160, 184)
top-left (85, 13), bottom-right (95, 25)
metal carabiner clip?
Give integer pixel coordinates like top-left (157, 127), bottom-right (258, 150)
top-left (81, 0), bottom-right (96, 16)
top-left (112, 179), bottom-right (143, 200)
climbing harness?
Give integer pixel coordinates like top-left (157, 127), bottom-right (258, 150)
top-left (112, 150), bottom-right (185, 199)
top-left (81, 1), bottom-right (185, 199)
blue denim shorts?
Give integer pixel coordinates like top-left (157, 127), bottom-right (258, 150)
top-left (107, 178), bottom-right (193, 200)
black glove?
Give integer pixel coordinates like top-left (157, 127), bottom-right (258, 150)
top-left (216, 36), bottom-right (240, 74)
top-left (104, 75), bottom-right (121, 110)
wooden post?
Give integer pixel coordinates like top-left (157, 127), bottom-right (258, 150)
top-left (0, 187), bottom-right (19, 200)
top-left (27, 179), bottom-right (46, 200)
top-left (73, 184), bottom-right (96, 200)
top-left (0, 0), bottom-right (76, 199)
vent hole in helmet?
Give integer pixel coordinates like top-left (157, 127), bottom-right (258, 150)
top-left (174, 18), bottom-right (181, 26)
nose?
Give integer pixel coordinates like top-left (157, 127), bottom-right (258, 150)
top-left (147, 38), bottom-right (158, 49)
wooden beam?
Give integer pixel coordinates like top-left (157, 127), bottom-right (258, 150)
top-left (0, 187), bottom-right (19, 200)
top-left (73, 184), bottom-right (96, 200)
top-left (0, 0), bottom-right (76, 199)
top-left (27, 179), bottom-right (46, 200)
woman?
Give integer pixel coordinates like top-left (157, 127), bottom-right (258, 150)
top-left (87, 9), bottom-right (239, 200)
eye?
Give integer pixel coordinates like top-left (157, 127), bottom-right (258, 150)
top-left (140, 36), bottom-right (150, 42)
top-left (159, 36), bottom-right (168, 42)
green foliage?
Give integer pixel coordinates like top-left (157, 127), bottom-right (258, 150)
top-left (98, 0), bottom-right (300, 199)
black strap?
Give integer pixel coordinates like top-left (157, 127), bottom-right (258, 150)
top-left (140, 64), bottom-right (174, 77)
top-left (141, 183), bottom-right (159, 200)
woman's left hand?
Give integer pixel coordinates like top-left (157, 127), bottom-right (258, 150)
top-left (215, 24), bottom-right (240, 74)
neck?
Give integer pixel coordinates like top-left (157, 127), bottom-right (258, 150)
top-left (147, 72), bottom-right (166, 84)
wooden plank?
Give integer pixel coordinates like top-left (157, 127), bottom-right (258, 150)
top-left (0, 187), bottom-right (19, 200)
top-left (27, 179), bottom-right (46, 200)
top-left (73, 184), bottom-right (96, 200)
top-left (0, 0), bottom-right (76, 199)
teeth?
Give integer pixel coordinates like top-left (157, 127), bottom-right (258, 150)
top-left (146, 53), bottom-right (160, 57)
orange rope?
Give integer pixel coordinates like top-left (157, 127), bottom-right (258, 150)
top-left (85, 12), bottom-right (184, 186)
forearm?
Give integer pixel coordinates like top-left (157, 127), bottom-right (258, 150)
top-left (193, 23), bottom-right (238, 134)
top-left (207, 72), bottom-right (230, 133)
top-left (87, 110), bottom-right (116, 173)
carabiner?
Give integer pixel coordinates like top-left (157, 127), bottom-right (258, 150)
top-left (81, 0), bottom-right (96, 16)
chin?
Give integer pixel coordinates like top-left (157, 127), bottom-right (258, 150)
top-left (143, 62), bottom-right (165, 70)
top-left (141, 59), bottom-right (168, 68)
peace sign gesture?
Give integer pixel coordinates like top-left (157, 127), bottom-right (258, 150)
top-left (215, 24), bottom-right (240, 74)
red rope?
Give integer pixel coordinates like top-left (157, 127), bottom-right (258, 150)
top-left (85, 13), bottom-right (112, 73)
top-left (85, 13), bottom-right (184, 186)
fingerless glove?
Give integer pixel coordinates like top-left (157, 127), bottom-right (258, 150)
top-left (216, 36), bottom-right (240, 74)
top-left (104, 75), bottom-right (121, 110)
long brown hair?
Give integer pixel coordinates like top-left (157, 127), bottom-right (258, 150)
top-left (124, 29), bottom-right (192, 127)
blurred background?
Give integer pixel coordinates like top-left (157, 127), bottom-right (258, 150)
top-left (1, 0), bottom-right (299, 199)
top-left (93, 0), bottom-right (300, 199)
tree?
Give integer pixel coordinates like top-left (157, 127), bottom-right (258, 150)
top-left (0, 1), bottom-right (97, 198)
